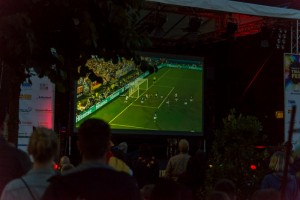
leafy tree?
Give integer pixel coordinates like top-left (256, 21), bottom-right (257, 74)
top-left (0, 0), bottom-right (149, 145)
top-left (205, 109), bottom-right (269, 199)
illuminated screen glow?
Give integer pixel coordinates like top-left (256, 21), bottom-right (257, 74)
top-left (75, 53), bottom-right (204, 135)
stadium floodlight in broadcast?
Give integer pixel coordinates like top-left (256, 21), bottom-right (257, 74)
top-left (74, 52), bottom-right (204, 136)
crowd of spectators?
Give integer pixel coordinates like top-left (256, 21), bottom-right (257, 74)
top-left (76, 56), bottom-right (142, 115)
top-left (2, 109), bottom-right (300, 199)
top-left (1, 55), bottom-right (299, 199)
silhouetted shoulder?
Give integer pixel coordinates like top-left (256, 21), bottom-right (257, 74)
top-left (42, 167), bottom-right (142, 200)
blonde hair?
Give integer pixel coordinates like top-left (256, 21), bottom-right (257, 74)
top-left (178, 139), bottom-right (189, 153)
top-left (28, 127), bottom-right (59, 163)
top-left (269, 151), bottom-right (286, 172)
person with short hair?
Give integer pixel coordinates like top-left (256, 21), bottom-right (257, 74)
top-left (165, 139), bottom-right (191, 182)
top-left (1, 127), bottom-right (58, 200)
top-left (41, 118), bottom-right (142, 200)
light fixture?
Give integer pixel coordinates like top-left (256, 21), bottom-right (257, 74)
top-left (276, 28), bottom-right (287, 50)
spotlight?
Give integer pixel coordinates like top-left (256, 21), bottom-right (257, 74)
top-left (275, 27), bottom-right (287, 50)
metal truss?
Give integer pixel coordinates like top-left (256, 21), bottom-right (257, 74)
top-left (290, 20), bottom-right (300, 54)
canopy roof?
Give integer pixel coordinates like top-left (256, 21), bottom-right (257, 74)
top-left (140, 0), bottom-right (299, 48)
top-left (147, 0), bottom-right (300, 19)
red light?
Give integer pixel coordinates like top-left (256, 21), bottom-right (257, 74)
top-left (250, 164), bottom-right (257, 170)
top-left (53, 163), bottom-right (59, 170)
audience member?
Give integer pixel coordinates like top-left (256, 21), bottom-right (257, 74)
top-left (185, 148), bottom-right (207, 194)
top-left (165, 139), bottom-right (191, 182)
top-left (0, 111), bottom-right (32, 196)
top-left (1, 127), bottom-right (59, 200)
top-left (140, 184), bottom-right (155, 200)
top-left (41, 118), bottom-right (142, 200)
top-left (213, 178), bottom-right (237, 200)
top-left (207, 191), bottom-right (230, 200)
top-left (107, 141), bottom-right (133, 176)
top-left (149, 178), bottom-right (193, 200)
top-left (260, 151), bottom-right (299, 200)
top-left (250, 188), bottom-right (280, 200)
top-left (133, 143), bottom-right (159, 188)
top-left (58, 155), bottom-right (72, 173)
top-left (289, 155), bottom-right (300, 176)
top-left (118, 142), bottom-right (128, 154)
top-left (59, 155), bottom-right (70, 167)
top-left (60, 163), bottom-right (75, 173)
top-left (107, 152), bottom-right (133, 175)
top-left (111, 141), bottom-right (132, 168)
top-left (289, 155), bottom-right (300, 187)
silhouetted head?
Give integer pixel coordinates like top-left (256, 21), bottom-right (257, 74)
top-left (178, 139), bottom-right (189, 153)
top-left (77, 118), bottom-right (111, 160)
top-left (214, 179), bottom-right (237, 200)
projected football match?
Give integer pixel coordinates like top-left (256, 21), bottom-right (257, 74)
top-left (75, 53), bottom-right (204, 135)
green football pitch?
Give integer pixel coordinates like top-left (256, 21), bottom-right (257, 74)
top-left (77, 67), bottom-right (203, 133)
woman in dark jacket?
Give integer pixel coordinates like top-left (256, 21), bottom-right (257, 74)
top-left (260, 151), bottom-right (299, 200)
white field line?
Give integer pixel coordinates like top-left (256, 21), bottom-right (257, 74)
top-left (109, 69), bottom-right (171, 124)
top-left (109, 123), bottom-right (156, 130)
top-left (158, 87), bottom-right (175, 109)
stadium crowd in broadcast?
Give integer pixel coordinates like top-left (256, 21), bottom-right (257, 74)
top-left (76, 56), bottom-right (142, 114)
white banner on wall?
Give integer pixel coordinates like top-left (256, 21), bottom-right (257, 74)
top-left (284, 54), bottom-right (300, 155)
top-left (18, 68), bottom-right (55, 152)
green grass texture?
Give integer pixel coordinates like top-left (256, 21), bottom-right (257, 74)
top-left (77, 67), bottom-right (203, 133)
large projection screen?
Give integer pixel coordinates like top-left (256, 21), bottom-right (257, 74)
top-left (74, 52), bottom-right (204, 136)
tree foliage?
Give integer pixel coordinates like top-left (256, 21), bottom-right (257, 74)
top-left (0, 0), bottom-right (149, 144)
top-left (205, 109), bottom-right (269, 199)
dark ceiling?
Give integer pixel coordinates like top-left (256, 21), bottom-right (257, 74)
top-left (231, 0), bottom-right (300, 9)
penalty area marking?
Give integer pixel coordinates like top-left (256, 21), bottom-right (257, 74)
top-left (110, 69), bottom-right (172, 125)
top-left (109, 81), bottom-right (156, 124)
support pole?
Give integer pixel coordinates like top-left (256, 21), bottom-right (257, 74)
top-left (281, 105), bottom-right (296, 200)
top-left (297, 20), bottom-right (299, 54)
